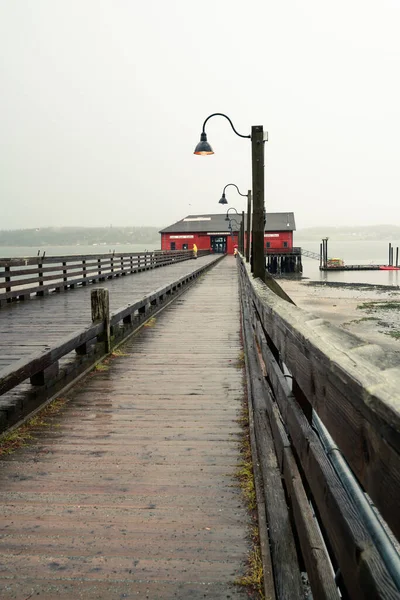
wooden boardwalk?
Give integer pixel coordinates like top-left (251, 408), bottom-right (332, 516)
top-left (0, 255), bottom-right (219, 371)
top-left (0, 256), bottom-right (253, 599)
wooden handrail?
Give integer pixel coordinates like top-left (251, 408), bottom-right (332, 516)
top-left (0, 255), bottom-right (219, 401)
top-left (238, 255), bottom-right (400, 599)
top-left (0, 249), bottom-right (204, 304)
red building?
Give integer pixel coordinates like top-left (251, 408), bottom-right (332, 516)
top-left (160, 213), bottom-right (296, 255)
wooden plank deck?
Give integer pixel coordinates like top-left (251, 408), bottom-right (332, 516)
top-left (0, 255), bottom-right (219, 371)
top-left (0, 256), bottom-right (253, 599)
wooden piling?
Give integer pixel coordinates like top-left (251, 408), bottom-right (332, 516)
top-left (91, 288), bottom-right (110, 353)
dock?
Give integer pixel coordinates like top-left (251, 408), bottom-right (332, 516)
top-left (0, 257), bottom-right (251, 599)
top-left (1, 251), bottom-right (400, 598)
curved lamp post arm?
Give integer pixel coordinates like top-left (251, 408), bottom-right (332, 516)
top-left (219, 182), bottom-right (249, 205)
top-left (194, 113), bottom-right (250, 155)
top-left (201, 113), bottom-right (250, 139)
top-left (226, 206), bottom-right (239, 219)
top-left (222, 183), bottom-right (247, 197)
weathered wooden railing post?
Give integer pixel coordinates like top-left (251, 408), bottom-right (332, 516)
top-left (82, 259), bottom-right (87, 286)
top-left (91, 288), bottom-right (110, 353)
top-left (37, 261), bottom-right (44, 295)
top-left (62, 261), bottom-right (67, 289)
top-left (5, 265), bottom-right (11, 297)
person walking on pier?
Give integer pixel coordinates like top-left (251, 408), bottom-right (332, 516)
top-left (193, 243), bottom-right (198, 259)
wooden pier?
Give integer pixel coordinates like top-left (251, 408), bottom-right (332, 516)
top-left (265, 247), bottom-right (302, 274)
top-left (1, 252), bottom-right (400, 599)
top-left (0, 257), bottom-right (251, 599)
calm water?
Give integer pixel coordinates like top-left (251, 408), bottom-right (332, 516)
top-left (299, 240), bottom-right (400, 286)
top-left (0, 243), bottom-right (159, 259)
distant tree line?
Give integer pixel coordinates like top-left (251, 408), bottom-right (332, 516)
top-left (295, 224), bottom-right (400, 242)
top-left (2, 224), bottom-right (399, 246)
top-left (0, 226), bottom-right (161, 246)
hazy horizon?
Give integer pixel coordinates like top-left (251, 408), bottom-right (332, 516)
top-left (2, 222), bottom-right (400, 234)
top-left (1, 1), bottom-right (399, 231)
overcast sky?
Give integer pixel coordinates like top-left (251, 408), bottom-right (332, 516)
top-left (0, 0), bottom-right (399, 230)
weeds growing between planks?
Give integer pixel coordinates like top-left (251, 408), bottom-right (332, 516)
top-left (234, 393), bottom-right (264, 598)
top-left (0, 397), bottom-right (67, 457)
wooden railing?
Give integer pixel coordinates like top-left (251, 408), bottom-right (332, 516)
top-left (0, 249), bottom-right (208, 305)
top-left (0, 254), bottom-right (221, 431)
top-left (238, 256), bottom-right (400, 599)
top-left (265, 246), bottom-right (302, 255)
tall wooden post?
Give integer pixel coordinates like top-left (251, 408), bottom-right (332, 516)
top-left (251, 126), bottom-right (265, 279)
top-left (5, 265), bottom-right (11, 294)
top-left (241, 211), bottom-right (245, 254)
top-left (91, 288), bottom-right (110, 353)
top-left (246, 191), bottom-right (251, 263)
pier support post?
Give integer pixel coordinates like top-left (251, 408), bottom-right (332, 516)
top-left (251, 126), bottom-right (265, 279)
top-left (241, 211), bottom-right (245, 254)
top-left (91, 288), bottom-right (111, 353)
top-left (246, 191), bottom-right (251, 263)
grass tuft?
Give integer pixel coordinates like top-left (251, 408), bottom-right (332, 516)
top-left (0, 428), bottom-right (33, 456)
top-left (357, 301), bottom-right (400, 311)
top-left (93, 362), bottom-right (109, 372)
top-left (385, 330), bottom-right (400, 340)
top-left (110, 349), bottom-right (129, 357)
top-left (235, 544), bottom-right (264, 597)
top-left (342, 316), bottom-right (380, 326)
top-left (236, 350), bottom-right (245, 369)
top-left (0, 397), bottom-right (67, 457)
top-left (234, 399), bottom-right (263, 597)
top-left (144, 317), bottom-right (157, 328)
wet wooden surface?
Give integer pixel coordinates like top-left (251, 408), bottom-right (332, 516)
top-left (0, 255), bottom-right (219, 371)
top-left (0, 256), bottom-right (252, 599)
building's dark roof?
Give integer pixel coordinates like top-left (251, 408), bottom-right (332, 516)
top-left (159, 213), bottom-right (296, 234)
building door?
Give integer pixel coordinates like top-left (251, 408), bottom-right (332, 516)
top-left (210, 236), bottom-right (227, 254)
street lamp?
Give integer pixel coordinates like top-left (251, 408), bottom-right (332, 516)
top-left (219, 183), bottom-right (252, 263)
top-left (224, 207), bottom-right (239, 221)
top-left (194, 112), bottom-right (266, 279)
top-left (227, 218), bottom-right (240, 244)
top-left (228, 217), bottom-right (239, 230)
top-left (219, 183), bottom-right (246, 205)
top-left (225, 211), bottom-right (246, 255)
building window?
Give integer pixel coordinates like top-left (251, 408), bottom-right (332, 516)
top-left (170, 242), bottom-right (176, 250)
top-left (283, 241), bottom-right (288, 248)
top-left (266, 242), bottom-right (271, 249)
top-left (182, 243), bottom-right (188, 250)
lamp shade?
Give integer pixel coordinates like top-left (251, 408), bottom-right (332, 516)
top-left (219, 193), bottom-right (228, 205)
top-left (194, 132), bottom-right (214, 155)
